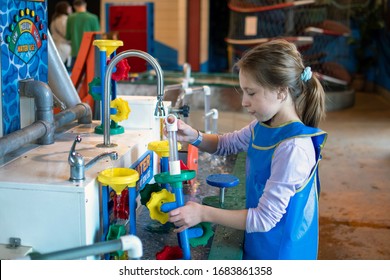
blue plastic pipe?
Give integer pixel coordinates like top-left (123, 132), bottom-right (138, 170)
top-left (99, 49), bottom-right (107, 127)
top-left (129, 187), bottom-right (137, 235)
top-left (161, 157), bottom-right (169, 189)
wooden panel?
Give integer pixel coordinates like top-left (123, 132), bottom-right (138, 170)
top-left (109, 5), bottom-right (148, 72)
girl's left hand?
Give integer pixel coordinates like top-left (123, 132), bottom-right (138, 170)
top-left (168, 201), bottom-right (203, 233)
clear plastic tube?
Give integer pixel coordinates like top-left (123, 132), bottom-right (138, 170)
top-left (165, 115), bottom-right (179, 162)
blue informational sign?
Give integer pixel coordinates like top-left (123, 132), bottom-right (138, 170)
top-left (1, 0), bottom-right (48, 135)
top-left (130, 150), bottom-right (154, 191)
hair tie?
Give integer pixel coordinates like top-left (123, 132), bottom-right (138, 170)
top-left (301, 66), bottom-right (312, 82)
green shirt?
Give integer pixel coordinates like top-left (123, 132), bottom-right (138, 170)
top-left (66, 11), bottom-right (100, 57)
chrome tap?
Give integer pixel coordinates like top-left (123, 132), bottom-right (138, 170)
top-left (101, 50), bottom-right (165, 147)
top-left (68, 135), bottom-right (118, 182)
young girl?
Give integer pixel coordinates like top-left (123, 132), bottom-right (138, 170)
top-left (168, 39), bottom-right (327, 260)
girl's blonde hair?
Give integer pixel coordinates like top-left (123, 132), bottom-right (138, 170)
top-left (235, 39), bottom-right (326, 127)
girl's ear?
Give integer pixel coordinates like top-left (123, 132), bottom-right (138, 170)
top-left (277, 87), bottom-right (288, 101)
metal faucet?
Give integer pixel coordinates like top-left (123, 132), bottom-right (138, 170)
top-left (101, 50), bottom-right (166, 147)
top-left (68, 135), bottom-right (118, 182)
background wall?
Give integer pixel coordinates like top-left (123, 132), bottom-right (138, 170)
top-left (47, 1), bottom-right (390, 94)
top-left (48, 0), bottom-right (229, 73)
top-left (101, 0), bottom-right (188, 71)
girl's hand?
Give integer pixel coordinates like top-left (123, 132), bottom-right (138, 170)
top-left (165, 117), bottom-right (198, 143)
top-left (168, 201), bottom-right (203, 233)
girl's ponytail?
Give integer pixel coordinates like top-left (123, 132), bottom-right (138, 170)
top-left (299, 74), bottom-right (326, 127)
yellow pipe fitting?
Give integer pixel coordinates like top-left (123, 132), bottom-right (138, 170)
top-left (148, 140), bottom-right (182, 158)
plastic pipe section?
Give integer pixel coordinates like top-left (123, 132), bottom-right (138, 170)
top-left (165, 82), bottom-right (188, 109)
top-left (183, 62), bottom-right (191, 81)
top-left (103, 50), bottom-right (165, 146)
top-left (0, 122), bottom-right (47, 158)
top-left (0, 80), bottom-right (92, 158)
top-left (183, 85), bottom-right (218, 133)
top-left (129, 187), bottom-right (137, 235)
top-left (54, 103), bottom-right (92, 127)
top-left (19, 235), bottom-right (143, 260)
top-left (165, 63), bottom-right (194, 108)
top-left (165, 115), bottom-right (180, 175)
top-left (47, 31), bottom-right (81, 108)
top-left (205, 108), bottom-right (219, 134)
top-left (163, 114), bottom-right (191, 260)
top-left (18, 79), bottom-right (55, 145)
top-left (164, 83), bottom-right (186, 92)
top-left (160, 156), bottom-right (169, 189)
top-left (99, 48), bottom-right (108, 128)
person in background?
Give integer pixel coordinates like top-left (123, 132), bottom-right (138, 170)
top-left (167, 39), bottom-right (328, 260)
top-left (50, 1), bottom-right (72, 71)
top-left (66, 0), bottom-right (100, 71)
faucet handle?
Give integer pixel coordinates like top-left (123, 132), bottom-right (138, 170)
top-left (68, 135), bottom-right (83, 165)
top-left (70, 135), bottom-right (82, 154)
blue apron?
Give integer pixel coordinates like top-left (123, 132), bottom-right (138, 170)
top-left (243, 121), bottom-right (327, 260)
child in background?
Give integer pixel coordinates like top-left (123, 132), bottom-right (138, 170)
top-left (50, 1), bottom-right (72, 71)
top-left (66, 0), bottom-right (100, 71)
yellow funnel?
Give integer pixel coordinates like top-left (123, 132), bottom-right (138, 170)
top-left (93, 40), bottom-right (123, 57)
top-left (148, 140), bottom-right (182, 158)
top-left (98, 168), bottom-right (139, 194)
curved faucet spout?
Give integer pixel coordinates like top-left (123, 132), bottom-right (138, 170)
top-left (102, 50), bottom-right (165, 147)
top-left (85, 151), bottom-right (118, 170)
